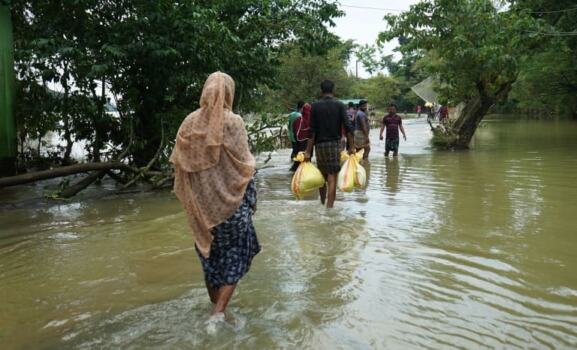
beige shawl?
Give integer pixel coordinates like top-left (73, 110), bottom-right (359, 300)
top-left (170, 72), bottom-right (256, 258)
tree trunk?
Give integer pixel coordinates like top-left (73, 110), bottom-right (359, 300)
top-left (0, 162), bottom-right (134, 188)
top-left (450, 95), bottom-right (494, 148)
top-left (133, 110), bottom-right (162, 167)
top-left (131, 78), bottom-right (164, 167)
top-left (37, 134), bottom-right (41, 156)
top-left (90, 79), bottom-right (105, 163)
top-left (62, 62), bottom-right (73, 164)
top-left (443, 82), bottom-right (513, 149)
top-left (58, 170), bottom-right (106, 198)
top-left (63, 123), bottom-right (73, 164)
top-left (18, 130), bottom-right (25, 160)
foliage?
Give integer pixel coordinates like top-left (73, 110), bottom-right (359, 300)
top-left (10, 0), bottom-right (344, 167)
top-left (379, 0), bottom-right (541, 105)
top-left (510, 48), bottom-right (577, 117)
top-left (430, 126), bottom-right (457, 148)
top-left (246, 113), bottom-right (287, 153)
top-left (507, 0), bottom-right (577, 118)
top-left (261, 41), bottom-right (355, 111)
top-left (353, 38), bottom-right (428, 112)
top-left (379, 0), bottom-right (544, 147)
top-left (350, 74), bottom-right (400, 109)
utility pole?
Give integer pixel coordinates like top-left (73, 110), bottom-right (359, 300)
top-left (0, 2), bottom-right (16, 176)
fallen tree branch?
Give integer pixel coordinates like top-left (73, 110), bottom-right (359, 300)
top-left (263, 152), bottom-right (273, 164)
top-left (0, 162), bottom-right (135, 188)
top-left (58, 171), bottom-right (107, 198)
top-left (122, 119), bottom-right (166, 190)
top-left (55, 120), bottom-right (136, 198)
top-left (152, 174), bottom-right (174, 189)
top-left (105, 170), bottom-right (128, 184)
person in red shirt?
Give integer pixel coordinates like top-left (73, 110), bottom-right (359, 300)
top-left (380, 103), bottom-right (407, 157)
top-left (439, 105), bottom-right (449, 124)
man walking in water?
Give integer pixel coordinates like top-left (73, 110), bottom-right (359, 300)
top-left (380, 103), bottom-right (407, 157)
top-left (354, 100), bottom-right (370, 161)
top-left (288, 101), bottom-right (305, 171)
top-left (305, 80), bottom-right (354, 208)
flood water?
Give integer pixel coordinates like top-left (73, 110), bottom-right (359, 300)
top-left (1, 119), bottom-right (577, 349)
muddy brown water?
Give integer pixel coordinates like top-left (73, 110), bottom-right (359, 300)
top-left (1, 119), bottom-right (577, 349)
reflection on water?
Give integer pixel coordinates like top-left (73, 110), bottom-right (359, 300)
top-left (1, 119), bottom-right (577, 349)
top-left (384, 157), bottom-right (401, 194)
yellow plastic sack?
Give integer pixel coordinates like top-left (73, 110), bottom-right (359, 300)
top-left (338, 156), bottom-right (367, 192)
top-left (340, 149), bottom-right (364, 165)
top-left (291, 154), bottom-right (325, 199)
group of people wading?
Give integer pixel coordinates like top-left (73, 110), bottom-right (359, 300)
top-left (170, 73), bottom-right (407, 323)
top-left (287, 80), bottom-right (407, 207)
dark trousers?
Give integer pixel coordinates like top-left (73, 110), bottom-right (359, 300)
top-left (290, 140), bottom-right (308, 171)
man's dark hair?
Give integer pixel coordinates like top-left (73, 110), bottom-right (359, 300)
top-left (388, 102), bottom-right (397, 108)
top-left (296, 101), bottom-right (305, 110)
top-left (359, 100), bottom-right (368, 106)
top-left (348, 102), bottom-right (354, 108)
top-left (320, 80), bottom-right (335, 94)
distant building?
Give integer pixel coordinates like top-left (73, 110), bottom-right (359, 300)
top-left (340, 99), bottom-right (366, 107)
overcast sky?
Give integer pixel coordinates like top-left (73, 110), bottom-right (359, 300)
top-left (331, 0), bottom-right (421, 78)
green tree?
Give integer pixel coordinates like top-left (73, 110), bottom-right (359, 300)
top-left (351, 74), bottom-right (400, 109)
top-left (262, 41), bottom-right (355, 111)
top-left (380, 0), bottom-right (541, 148)
top-left (354, 41), bottom-right (428, 113)
top-left (511, 49), bottom-right (577, 118)
top-left (10, 0), bottom-right (344, 168)
top-left (509, 0), bottom-right (577, 119)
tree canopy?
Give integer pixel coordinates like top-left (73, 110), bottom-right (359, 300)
top-left (508, 0), bottom-right (577, 118)
top-left (379, 0), bottom-right (543, 147)
top-left (10, 0), bottom-right (343, 165)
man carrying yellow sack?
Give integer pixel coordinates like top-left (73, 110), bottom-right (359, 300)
top-left (304, 80), bottom-right (354, 208)
top-left (291, 152), bottom-right (325, 199)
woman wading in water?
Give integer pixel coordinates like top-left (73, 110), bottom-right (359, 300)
top-left (170, 72), bottom-right (260, 320)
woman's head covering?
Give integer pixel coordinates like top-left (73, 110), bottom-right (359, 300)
top-left (170, 72), bottom-right (255, 257)
top-left (171, 72), bottom-right (236, 173)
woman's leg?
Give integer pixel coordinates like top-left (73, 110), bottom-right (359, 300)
top-left (212, 284), bottom-right (237, 314)
top-left (205, 281), bottom-right (218, 304)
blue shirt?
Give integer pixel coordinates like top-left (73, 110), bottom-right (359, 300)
top-left (355, 110), bottom-right (368, 131)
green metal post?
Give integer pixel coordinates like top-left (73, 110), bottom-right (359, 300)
top-left (0, 3), bottom-right (16, 176)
